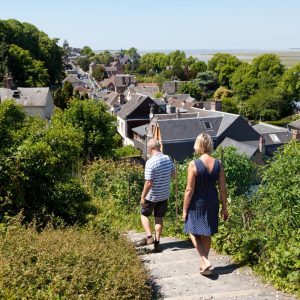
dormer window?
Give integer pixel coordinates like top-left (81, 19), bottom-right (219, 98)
top-left (13, 90), bottom-right (20, 99)
top-left (204, 121), bottom-right (212, 129)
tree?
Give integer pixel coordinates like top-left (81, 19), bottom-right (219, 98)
top-left (240, 88), bottom-right (282, 120)
top-left (178, 82), bottom-right (203, 100)
top-left (57, 99), bottom-right (118, 159)
top-left (0, 19), bottom-right (64, 85)
top-left (93, 50), bottom-right (113, 66)
top-left (277, 63), bottom-right (300, 102)
top-left (230, 62), bottom-right (258, 100)
top-left (208, 53), bottom-right (242, 87)
top-left (0, 37), bottom-right (8, 83)
top-left (139, 53), bottom-right (168, 74)
top-left (8, 44), bottom-right (49, 87)
top-left (53, 81), bottom-right (73, 109)
top-left (125, 47), bottom-right (140, 71)
top-left (81, 46), bottom-right (94, 57)
top-left (0, 100), bottom-right (27, 153)
top-left (92, 65), bottom-right (105, 82)
top-left (194, 71), bottom-right (219, 98)
top-left (188, 60), bottom-right (207, 79)
top-left (76, 56), bottom-right (90, 72)
top-left (251, 54), bottom-right (285, 89)
top-left (214, 86), bottom-right (233, 100)
top-left (221, 97), bottom-right (239, 114)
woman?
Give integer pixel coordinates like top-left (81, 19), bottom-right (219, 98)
top-left (182, 133), bottom-right (229, 275)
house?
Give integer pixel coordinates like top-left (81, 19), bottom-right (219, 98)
top-left (163, 80), bottom-right (187, 95)
top-left (0, 87), bottom-right (54, 120)
top-left (125, 85), bottom-right (160, 101)
top-left (115, 74), bottom-right (136, 93)
top-left (62, 74), bottom-right (88, 89)
top-left (252, 122), bottom-right (294, 156)
top-left (104, 66), bottom-right (117, 78)
top-left (116, 95), bottom-right (166, 146)
top-left (111, 60), bottom-right (123, 74)
top-left (100, 76), bottom-right (116, 91)
top-left (100, 74), bottom-right (136, 93)
top-left (103, 91), bottom-right (122, 108)
top-left (140, 109), bottom-right (260, 161)
top-left (218, 137), bottom-right (265, 165)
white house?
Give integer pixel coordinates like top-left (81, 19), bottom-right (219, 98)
top-left (0, 87), bottom-right (54, 120)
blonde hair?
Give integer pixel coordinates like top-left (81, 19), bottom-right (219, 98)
top-left (194, 133), bottom-right (213, 155)
top-left (147, 138), bottom-right (161, 150)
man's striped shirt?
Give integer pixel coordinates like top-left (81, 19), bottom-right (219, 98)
top-left (145, 152), bottom-right (174, 202)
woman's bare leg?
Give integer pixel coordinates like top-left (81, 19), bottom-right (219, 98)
top-left (189, 234), bottom-right (211, 270)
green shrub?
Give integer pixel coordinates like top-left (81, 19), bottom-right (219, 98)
top-left (0, 101), bottom-right (93, 226)
top-left (213, 141), bottom-right (300, 296)
top-left (84, 159), bottom-right (144, 230)
top-left (113, 145), bottom-right (141, 159)
top-left (0, 223), bottom-right (151, 299)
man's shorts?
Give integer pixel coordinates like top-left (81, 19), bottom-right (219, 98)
top-left (141, 200), bottom-right (168, 218)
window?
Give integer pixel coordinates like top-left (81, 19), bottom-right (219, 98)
top-left (204, 121), bottom-right (212, 129)
top-left (269, 134), bottom-right (280, 143)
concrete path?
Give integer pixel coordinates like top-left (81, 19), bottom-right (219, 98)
top-left (127, 231), bottom-right (297, 300)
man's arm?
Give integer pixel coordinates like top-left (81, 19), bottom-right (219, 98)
top-left (140, 180), bottom-right (153, 207)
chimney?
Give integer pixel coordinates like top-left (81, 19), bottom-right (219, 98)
top-left (197, 101), bottom-right (204, 109)
top-left (292, 129), bottom-right (300, 141)
top-left (118, 93), bottom-right (125, 105)
top-left (259, 135), bottom-right (265, 154)
top-left (176, 107), bottom-right (180, 119)
top-left (211, 99), bottom-right (222, 111)
top-left (3, 75), bottom-right (14, 89)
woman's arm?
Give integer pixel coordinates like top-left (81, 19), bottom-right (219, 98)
top-left (218, 161), bottom-right (229, 221)
top-left (182, 161), bottom-right (196, 222)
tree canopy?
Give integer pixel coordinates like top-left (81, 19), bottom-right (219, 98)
top-left (0, 19), bottom-right (64, 86)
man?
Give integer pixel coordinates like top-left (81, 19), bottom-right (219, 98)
top-left (140, 138), bottom-right (175, 252)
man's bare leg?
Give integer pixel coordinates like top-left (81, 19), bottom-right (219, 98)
top-left (154, 217), bottom-right (163, 241)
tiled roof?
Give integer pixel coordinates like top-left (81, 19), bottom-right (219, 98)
top-left (219, 137), bottom-right (258, 158)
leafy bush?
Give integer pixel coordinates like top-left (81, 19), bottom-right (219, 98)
top-left (213, 142), bottom-right (300, 296)
top-left (113, 145), bottom-right (141, 159)
top-left (84, 160), bottom-right (144, 230)
top-left (54, 99), bottom-right (118, 159)
top-left (0, 222), bottom-right (151, 299)
top-left (0, 101), bottom-right (92, 226)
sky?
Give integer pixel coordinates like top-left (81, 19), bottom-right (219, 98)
top-left (0, 0), bottom-right (299, 51)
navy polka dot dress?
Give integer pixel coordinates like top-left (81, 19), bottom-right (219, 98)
top-left (184, 159), bottom-right (221, 236)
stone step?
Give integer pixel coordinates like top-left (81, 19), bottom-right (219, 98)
top-left (126, 231), bottom-right (297, 300)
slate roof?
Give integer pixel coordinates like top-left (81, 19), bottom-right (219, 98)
top-left (150, 109), bottom-right (255, 145)
top-left (132, 124), bottom-right (147, 137)
top-left (253, 122), bottom-right (287, 134)
top-left (166, 94), bottom-right (195, 102)
top-left (0, 87), bottom-right (50, 107)
top-left (158, 117), bottom-right (220, 142)
top-left (104, 91), bottom-right (119, 106)
top-left (100, 76), bottom-right (115, 87)
top-left (288, 119), bottom-right (300, 130)
top-left (253, 122), bottom-right (292, 145)
top-left (117, 94), bottom-right (148, 119)
top-left (219, 137), bottom-right (259, 158)
top-left (62, 74), bottom-right (85, 84)
top-left (263, 131), bottom-right (292, 145)
top-left (133, 86), bottom-right (159, 95)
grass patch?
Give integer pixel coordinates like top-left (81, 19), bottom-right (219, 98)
top-left (0, 222), bottom-right (151, 300)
